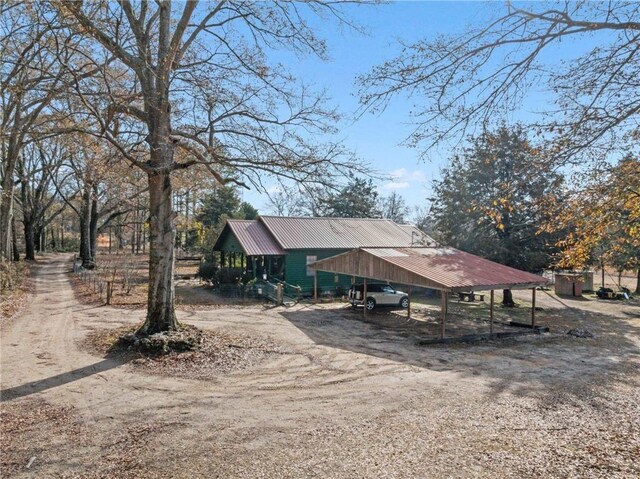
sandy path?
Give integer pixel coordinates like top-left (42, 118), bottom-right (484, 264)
top-left (2, 255), bottom-right (639, 478)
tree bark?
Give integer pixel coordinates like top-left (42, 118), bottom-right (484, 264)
top-left (23, 217), bottom-right (36, 261)
top-left (79, 187), bottom-right (94, 269)
top-left (138, 171), bottom-right (179, 334)
top-left (636, 268), bottom-right (640, 295)
top-left (11, 216), bottom-right (20, 261)
top-left (90, 195), bottom-right (98, 261)
top-left (0, 150), bottom-right (18, 260)
top-left (502, 288), bottom-right (515, 307)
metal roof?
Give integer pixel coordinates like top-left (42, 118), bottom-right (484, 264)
top-left (310, 247), bottom-right (548, 292)
top-left (216, 220), bottom-right (285, 256)
top-left (258, 216), bottom-right (422, 250)
top-left (396, 224), bottom-right (437, 246)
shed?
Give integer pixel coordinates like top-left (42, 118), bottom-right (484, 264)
top-left (555, 273), bottom-right (584, 297)
top-left (310, 247), bottom-right (548, 338)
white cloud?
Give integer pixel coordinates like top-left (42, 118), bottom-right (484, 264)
top-left (381, 181), bottom-right (410, 190)
top-left (382, 168), bottom-right (427, 190)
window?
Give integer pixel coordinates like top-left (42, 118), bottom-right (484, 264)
top-left (306, 255), bottom-right (317, 277)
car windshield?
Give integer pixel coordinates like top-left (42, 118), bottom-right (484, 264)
top-left (382, 286), bottom-right (394, 293)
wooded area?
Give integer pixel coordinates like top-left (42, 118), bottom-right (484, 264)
top-left (2, 0), bottom-right (639, 334)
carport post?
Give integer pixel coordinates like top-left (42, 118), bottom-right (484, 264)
top-left (440, 290), bottom-right (447, 339)
top-left (489, 290), bottom-right (494, 337)
top-left (313, 270), bottom-right (318, 305)
top-left (531, 287), bottom-right (536, 328)
top-left (407, 286), bottom-right (412, 319)
top-left (363, 278), bottom-right (368, 317)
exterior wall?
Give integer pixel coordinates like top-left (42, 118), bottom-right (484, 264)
top-left (581, 271), bottom-right (594, 292)
top-left (220, 233), bottom-right (244, 254)
top-left (555, 274), bottom-right (583, 296)
top-left (285, 249), bottom-right (356, 295)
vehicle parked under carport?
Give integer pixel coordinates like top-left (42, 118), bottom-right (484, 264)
top-left (348, 283), bottom-right (409, 310)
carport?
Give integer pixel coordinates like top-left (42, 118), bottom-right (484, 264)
top-left (309, 247), bottom-right (548, 339)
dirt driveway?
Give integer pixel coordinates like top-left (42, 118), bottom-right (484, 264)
top-left (1, 255), bottom-right (639, 478)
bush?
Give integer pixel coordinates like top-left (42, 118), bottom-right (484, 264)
top-left (51, 237), bottom-right (81, 253)
top-left (197, 261), bottom-right (219, 283)
top-left (0, 260), bottom-right (27, 296)
top-left (216, 267), bottom-right (245, 284)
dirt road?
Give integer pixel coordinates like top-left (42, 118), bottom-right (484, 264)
top-left (2, 255), bottom-right (639, 478)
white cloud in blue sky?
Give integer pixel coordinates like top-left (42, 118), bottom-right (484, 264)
top-left (381, 168), bottom-right (427, 191)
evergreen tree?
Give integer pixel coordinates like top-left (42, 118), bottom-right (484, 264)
top-left (323, 174), bottom-right (381, 218)
top-left (429, 126), bottom-right (564, 305)
top-left (196, 186), bottom-right (242, 227)
top-left (238, 202), bottom-right (259, 220)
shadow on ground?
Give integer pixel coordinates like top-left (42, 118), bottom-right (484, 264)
top-left (280, 301), bottom-right (640, 402)
top-left (0, 356), bottom-right (128, 402)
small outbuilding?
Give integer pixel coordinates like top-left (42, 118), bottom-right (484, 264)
top-left (554, 273), bottom-right (584, 297)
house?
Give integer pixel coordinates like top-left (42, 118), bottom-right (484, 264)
top-left (212, 216), bottom-right (434, 294)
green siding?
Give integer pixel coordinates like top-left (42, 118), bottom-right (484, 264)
top-left (220, 232), bottom-right (244, 253)
top-left (284, 249), bottom-right (355, 295)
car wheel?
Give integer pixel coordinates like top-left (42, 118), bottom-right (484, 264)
top-left (400, 296), bottom-right (409, 309)
top-left (366, 298), bottom-right (376, 311)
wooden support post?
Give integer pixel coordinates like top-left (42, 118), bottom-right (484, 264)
top-left (363, 278), bottom-right (368, 316)
top-left (490, 290), bottom-right (494, 337)
top-left (531, 287), bottom-right (536, 328)
top-left (408, 286), bottom-right (412, 319)
top-left (313, 270), bottom-right (318, 305)
top-left (440, 290), bottom-right (446, 339)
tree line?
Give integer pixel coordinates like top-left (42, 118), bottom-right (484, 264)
top-left (2, 1), bottom-right (639, 337)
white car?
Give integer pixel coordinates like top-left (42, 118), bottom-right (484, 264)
top-left (348, 283), bottom-right (409, 311)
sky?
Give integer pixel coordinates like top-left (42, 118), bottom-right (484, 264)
top-left (240, 1), bottom-right (601, 217)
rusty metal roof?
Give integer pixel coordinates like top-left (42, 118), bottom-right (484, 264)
top-left (310, 247), bottom-right (548, 291)
top-left (218, 220), bottom-right (285, 256)
top-left (259, 216), bottom-right (420, 250)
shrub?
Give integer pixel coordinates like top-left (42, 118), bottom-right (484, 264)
top-left (197, 261), bottom-right (219, 284)
top-left (0, 260), bottom-right (27, 296)
top-left (216, 267), bottom-right (245, 285)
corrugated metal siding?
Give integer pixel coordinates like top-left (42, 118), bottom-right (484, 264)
top-left (285, 249), bottom-right (355, 294)
top-left (310, 247), bottom-right (548, 291)
top-left (259, 216), bottom-right (418, 250)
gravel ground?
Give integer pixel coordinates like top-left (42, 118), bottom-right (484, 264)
top-left (1, 255), bottom-right (639, 478)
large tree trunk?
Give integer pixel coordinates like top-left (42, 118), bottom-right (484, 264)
top-left (23, 216), bottom-right (36, 261)
top-left (502, 288), bottom-right (515, 307)
top-left (0, 149), bottom-right (18, 260)
top-left (79, 187), bottom-right (94, 269)
top-left (636, 268), bottom-right (640, 295)
top-left (89, 195), bottom-right (98, 261)
top-left (11, 216), bottom-right (19, 261)
top-left (138, 171), bottom-right (179, 334)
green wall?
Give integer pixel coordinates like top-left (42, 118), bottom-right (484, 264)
top-left (220, 233), bottom-right (244, 253)
top-left (217, 229), bottom-right (357, 295)
top-left (284, 249), bottom-right (355, 295)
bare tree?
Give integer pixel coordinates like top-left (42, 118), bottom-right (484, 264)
top-left (0, 1), bottom-right (92, 259)
top-left (358, 2), bottom-right (640, 164)
top-left (53, 1), bottom-right (364, 334)
top-left (380, 191), bottom-right (409, 223)
top-left (16, 139), bottom-right (67, 260)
